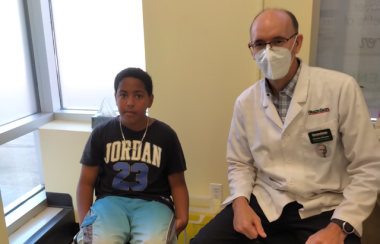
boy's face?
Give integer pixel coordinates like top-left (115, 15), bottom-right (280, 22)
top-left (115, 77), bottom-right (153, 130)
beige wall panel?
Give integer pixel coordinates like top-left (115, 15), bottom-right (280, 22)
top-left (39, 128), bottom-right (91, 221)
top-left (143, 0), bottom-right (262, 198)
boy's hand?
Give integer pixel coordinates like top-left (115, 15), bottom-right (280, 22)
top-left (168, 172), bottom-right (189, 237)
top-left (175, 218), bottom-right (187, 236)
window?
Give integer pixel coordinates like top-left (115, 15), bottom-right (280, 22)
top-left (0, 131), bottom-right (44, 215)
top-left (50, 0), bottom-right (146, 110)
top-left (0, 0), bottom-right (39, 126)
top-left (316, 0), bottom-right (380, 119)
top-left (0, 0), bottom-right (54, 236)
top-left (1, 0), bottom-right (146, 236)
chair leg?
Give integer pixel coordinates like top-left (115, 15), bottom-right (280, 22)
top-left (73, 232), bottom-right (79, 244)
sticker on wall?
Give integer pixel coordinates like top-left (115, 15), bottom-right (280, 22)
top-left (316, 144), bottom-right (330, 158)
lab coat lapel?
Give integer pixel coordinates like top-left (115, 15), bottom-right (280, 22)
top-left (260, 79), bottom-right (283, 130)
top-left (283, 62), bottom-right (309, 130)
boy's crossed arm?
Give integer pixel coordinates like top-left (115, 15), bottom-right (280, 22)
top-left (77, 164), bottom-right (100, 226)
top-left (168, 171), bottom-right (189, 236)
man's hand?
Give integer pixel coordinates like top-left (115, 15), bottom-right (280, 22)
top-left (306, 222), bottom-right (347, 244)
top-left (232, 197), bottom-right (267, 240)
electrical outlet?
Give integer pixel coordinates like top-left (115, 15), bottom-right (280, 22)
top-left (210, 183), bottom-right (223, 202)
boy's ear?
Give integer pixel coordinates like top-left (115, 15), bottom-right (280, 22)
top-left (148, 94), bottom-right (154, 108)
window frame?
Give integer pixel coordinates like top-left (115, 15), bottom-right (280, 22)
top-left (0, 0), bottom-right (101, 239)
top-left (0, 0), bottom-right (59, 239)
top-left (1, 0), bottom-right (135, 238)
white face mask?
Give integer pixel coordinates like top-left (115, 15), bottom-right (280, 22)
top-left (254, 36), bottom-right (298, 80)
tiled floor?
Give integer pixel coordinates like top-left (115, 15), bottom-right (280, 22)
top-left (0, 132), bottom-right (41, 208)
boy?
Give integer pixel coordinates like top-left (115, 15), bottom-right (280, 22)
top-left (76, 68), bottom-right (189, 244)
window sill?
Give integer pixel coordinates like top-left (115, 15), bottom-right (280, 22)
top-left (54, 110), bottom-right (96, 122)
top-left (0, 113), bottom-right (53, 146)
top-left (6, 190), bottom-right (47, 236)
top-left (4, 185), bottom-right (45, 217)
top-left (39, 120), bottom-right (92, 133)
top-left (7, 192), bottom-right (78, 244)
top-left (8, 207), bottom-right (63, 244)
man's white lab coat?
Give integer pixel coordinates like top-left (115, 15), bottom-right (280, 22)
top-left (223, 61), bottom-right (380, 236)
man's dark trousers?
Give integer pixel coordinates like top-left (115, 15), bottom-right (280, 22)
top-left (190, 194), bottom-right (361, 244)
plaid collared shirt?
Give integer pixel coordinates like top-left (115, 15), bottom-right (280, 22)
top-left (265, 62), bottom-right (302, 124)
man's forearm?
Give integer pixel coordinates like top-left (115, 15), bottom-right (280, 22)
top-left (225, 161), bottom-right (256, 206)
top-left (232, 196), bottom-right (249, 211)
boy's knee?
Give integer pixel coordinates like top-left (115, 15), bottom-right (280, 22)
top-left (94, 237), bottom-right (122, 244)
top-left (141, 239), bottom-right (168, 244)
top-left (130, 234), bottom-right (177, 244)
top-left (78, 235), bottom-right (126, 244)
top-left (77, 228), bottom-right (128, 244)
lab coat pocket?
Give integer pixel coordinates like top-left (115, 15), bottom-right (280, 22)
top-left (301, 119), bottom-right (338, 161)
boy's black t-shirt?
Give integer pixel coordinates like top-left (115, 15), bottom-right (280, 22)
top-left (80, 117), bottom-right (186, 210)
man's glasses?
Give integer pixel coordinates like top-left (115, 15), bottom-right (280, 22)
top-left (248, 33), bottom-right (298, 55)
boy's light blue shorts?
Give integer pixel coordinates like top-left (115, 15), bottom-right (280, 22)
top-left (77, 196), bottom-right (177, 244)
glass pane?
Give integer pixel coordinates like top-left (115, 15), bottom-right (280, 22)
top-left (316, 0), bottom-right (380, 118)
top-left (0, 131), bottom-right (43, 209)
top-left (0, 0), bottom-right (38, 126)
top-left (51, 0), bottom-right (146, 110)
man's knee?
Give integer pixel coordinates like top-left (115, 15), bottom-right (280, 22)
top-left (189, 236), bottom-right (208, 244)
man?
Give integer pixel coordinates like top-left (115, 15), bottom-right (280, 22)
top-left (317, 144), bottom-right (327, 158)
top-left (191, 9), bottom-right (380, 244)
